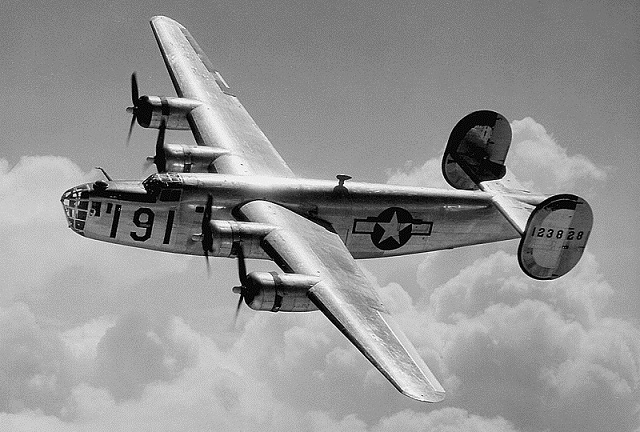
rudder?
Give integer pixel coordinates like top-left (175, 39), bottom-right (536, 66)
top-left (442, 110), bottom-right (512, 191)
top-left (518, 194), bottom-right (593, 280)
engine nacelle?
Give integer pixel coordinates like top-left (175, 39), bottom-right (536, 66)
top-left (208, 220), bottom-right (276, 259)
top-left (241, 272), bottom-right (320, 312)
top-left (136, 96), bottom-right (202, 130)
top-left (163, 144), bottom-right (229, 173)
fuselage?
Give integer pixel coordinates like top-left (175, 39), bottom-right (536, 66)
top-left (61, 173), bottom-right (543, 260)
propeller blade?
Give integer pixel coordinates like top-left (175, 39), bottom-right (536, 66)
top-left (126, 114), bottom-right (136, 146)
top-left (234, 293), bottom-right (244, 325)
top-left (131, 72), bottom-right (139, 105)
top-left (154, 119), bottom-right (167, 172)
top-left (232, 245), bottom-right (249, 327)
top-left (237, 245), bottom-right (246, 284)
top-left (126, 72), bottom-right (141, 146)
top-left (201, 194), bottom-right (213, 275)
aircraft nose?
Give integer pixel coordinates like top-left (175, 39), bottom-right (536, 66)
top-left (60, 184), bottom-right (92, 235)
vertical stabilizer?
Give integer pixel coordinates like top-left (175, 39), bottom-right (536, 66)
top-left (518, 194), bottom-right (592, 280)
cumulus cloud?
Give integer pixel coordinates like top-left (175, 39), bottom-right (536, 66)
top-left (416, 251), bottom-right (640, 432)
top-left (385, 117), bottom-right (607, 193)
top-left (0, 303), bottom-right (74, 416)
top-left (0, 156), bottom-right (191, 322)
top-left (386, 158), bottom-right (450, 188)
top-left (0, 155), bottom-right (637, 432)
top-left (509, 117), bottom-right (607, 192)
top-left (92, 313), bottom-right (199, 400)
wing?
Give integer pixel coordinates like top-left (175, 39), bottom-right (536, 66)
top-left (150, 16), bottom-right (295, 178)
top-left (238, 200), bottom-right (445, 402)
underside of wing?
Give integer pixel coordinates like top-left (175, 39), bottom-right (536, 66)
top-left (150, 16), bottom-right (294, 177)
top-left (237, 200), bottom-right (445, 402)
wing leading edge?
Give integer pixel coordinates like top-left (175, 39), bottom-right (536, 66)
top-left (150, 16), bottom-right (295, 177)
top-left (238, 201), bottom-right (445, 402)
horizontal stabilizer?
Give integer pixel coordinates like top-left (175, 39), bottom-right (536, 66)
top-left (518, 194), bottom-right (592, 280)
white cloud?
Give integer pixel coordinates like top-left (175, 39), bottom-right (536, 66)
top-left (0, 157), bottom-right (191, 321)
top-left (385, 117), bottom-right (607, 194)
top-left (0, 155), bottom-right (637, 432)
top-left (386, 158), bottom-right (451, 188)
top-left (509, 117), bottom-right (607, 192)
top-left (418, 251), bottom-right (640, 432)
top-left (372, 408), bottom-right (518, 432)
top-left (0, 303), bottom-right (75, 416)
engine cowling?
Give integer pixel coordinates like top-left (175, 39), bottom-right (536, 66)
top-left (163, 144), bottom-right (228, 173)
top-left (136, 96), bottom-right (202, 130)
top-left (207, 220), bottom-right (276, 259)
top-left (239, 272), bottom-right (320, 312)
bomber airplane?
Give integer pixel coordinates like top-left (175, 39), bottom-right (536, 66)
top-left (61, 16), bottom-right (593, 403)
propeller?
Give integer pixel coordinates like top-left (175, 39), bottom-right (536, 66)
top-left (199, 196), bottom-right (248, 326)
top-left (232, 244), bottom-right (249, 325)
top-left (126, 73), bottom-right (141, 146)
top-left (144, 118), bottom-right (167, 172)
top-left (126, 72), bottom-right (168, 172)
top-left (201, 194), bottom-right (214, 275)
top-left (199, 196), bottom-right (249, 326)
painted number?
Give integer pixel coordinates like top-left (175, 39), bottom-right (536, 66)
top-left (131, 208), bottom-right (155, 241)
top-left (108, 206), bottom-right (175, 243)
top-left (120, 208), bottom-right (175, 244)
top-left (532, 227), bottom-right (584, 240)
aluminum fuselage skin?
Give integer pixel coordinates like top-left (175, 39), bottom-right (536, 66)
top-left (62, 173), bottom-right (545, 260)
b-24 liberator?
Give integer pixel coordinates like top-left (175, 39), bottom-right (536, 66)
top-left (62, 16), bottom-right (593, 403)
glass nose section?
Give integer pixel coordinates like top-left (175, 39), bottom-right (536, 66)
top-left (61, 185), bottom-right (91, 235)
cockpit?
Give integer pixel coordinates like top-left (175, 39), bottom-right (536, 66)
top-left (141, 172), bottom-right (184, 190)
top-left (61, 173), bottom-right (186, 236)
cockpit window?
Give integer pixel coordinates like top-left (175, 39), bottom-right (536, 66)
top-left (142, 173), bottom-right (184, 191)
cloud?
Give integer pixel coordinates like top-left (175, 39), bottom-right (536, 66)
top-left (385, 117), bottom-right (607, 193)
top-left (0, 155), bottom-right (637, 432)
top-left (92, 313), bottom-right (199, 401)
top-left (372, 408), bottom-right (518, 432)
top-left (0, 156), bottom-right (191, 322)
top-left (380, 116), bottom-right (633, 430)
top-left (509, 117), bottom-right (607, 192)
top-left (386, 158), bottom-right (450, 188)
top-left (417, 251), bottom-right (640, 432)
top-left (0, 303), bottom-right (75, 416)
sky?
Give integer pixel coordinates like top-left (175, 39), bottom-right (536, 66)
top-left (1, 0), bottom-right (638, 431)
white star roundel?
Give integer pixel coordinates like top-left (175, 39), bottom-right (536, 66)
top-left (352, 207), bottom-right (433, 250)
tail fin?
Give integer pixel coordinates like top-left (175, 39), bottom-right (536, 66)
top-left (443, 111), bottom-right (593, 280)
top-left (517, 194), bottom-right (592, 280)
top-left (442, 110), bottom-right (511, 191)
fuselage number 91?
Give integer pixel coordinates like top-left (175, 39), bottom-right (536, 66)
top-left (128, 207), bottom-right (175, 244)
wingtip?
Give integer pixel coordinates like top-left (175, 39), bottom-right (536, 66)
top-left (394, 375), bottom-right (445, 403)
top-left (150, 16), bottom-right (183, 27)
top-left (403, 388), bottom-right (446, 403)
